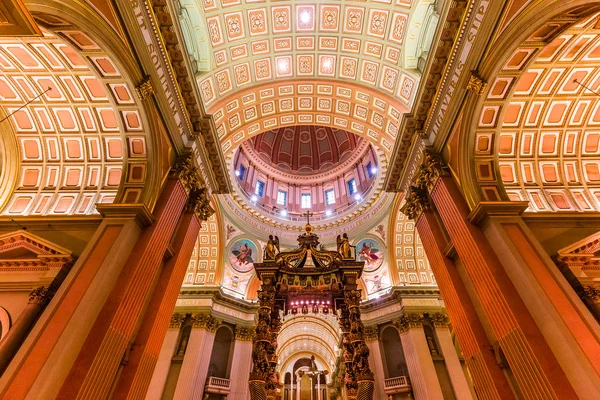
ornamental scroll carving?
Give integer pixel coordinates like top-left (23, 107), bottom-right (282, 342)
top-left (401, 185), bottom-right (431, 220)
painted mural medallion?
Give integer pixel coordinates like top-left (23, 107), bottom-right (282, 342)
top-left (356, 237), bottom-right (384, 272)
top-left (228, 239), bottom-right (257, 272)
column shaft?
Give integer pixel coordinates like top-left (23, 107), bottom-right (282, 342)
top-left (173, 325), bottom-right (216, 400)
top-left (0, 293), bottom-right (49, 374)
top-left (416, 211), bottom-right (514, 400)
top-left (365, 339), bottom-right (386, 400)
top-left (229, 338), bottom-right (253, 400)
top-left (145, 328), bottom-right (180, 400)
top-left (58, 178), bottom-right (188, 399)
top-left (398, 324), bottom-right (444, 400)
top-left (115, 211), bottom-right (201, 399)
top-left (435, 325), bottom-right (473, 400)
top-left (430, 176), bottom-right (577, 399)
top-left (0, 212), bottom-right (146, 399)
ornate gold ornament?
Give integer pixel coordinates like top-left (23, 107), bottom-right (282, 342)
top-left (187, 186), bottom-right (215, 221)
top-left (401, 185), bottom-right (431, 220)
top-left (415, 152), bottom-right (450, 192)
top-left (393, 313), bottom-right (424, 333)
top-left (235, 326), bottom-right (255, 341)
top-left (135, 75), bottom-right (155, 100)
top-left (29, 286), bottom-right (53, 306)
top-left (364, 325), bottom-right (379, 342)
top-left (170, 156), bottom-right (214, 221)
top-left (169, 313), bottom-right (184, 329)
top-left (430, 312), bottom-right (450, 328)
top-left (466, 71), bottom-right (487, 95)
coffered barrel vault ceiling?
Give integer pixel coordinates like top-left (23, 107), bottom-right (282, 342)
top-left (176, 0), bottom-right (439, 155)
top-left (475, 11), bottom-right (600, 212)
top-left (0, 23), bottom-right (148, 216)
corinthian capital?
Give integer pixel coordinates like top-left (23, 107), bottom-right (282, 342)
top-left (170, 155), bottom-right (202, 194)
top-left (430, 312), bottom-right (450, 328)
top-left (187, 186), bottom-right (215, 221)
top-left (364, 325), bottom-right (379, 342)
top-left (401, 185), bottom-right (431, 220)
top-left (415, 152), bottom-right (450, 192)
top-left (235, 326), bottom-right (255, 341)
top-left (29, 286), bottom-right (53, 306)
top-left (393, 313), bottom-right (424, 333)
top-left (169, 313), bottom-right (184, 329)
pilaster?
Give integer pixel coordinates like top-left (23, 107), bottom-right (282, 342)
top-left (393, 313), bottom-right (444, 400)
top-left (145, 314), bottom-right (184, 400)
top-left (173, 313), bottom-right (220, 400)
top-left (431, 313), bottom-right (474, 400)
top-left (364, 326), bottom-right (386, 400)
top-left (423, 153), bottom-right (578, 399)
top-left (229, 326), bottom-right (255, 400)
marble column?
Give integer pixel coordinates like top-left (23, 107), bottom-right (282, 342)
top-left (364, 326), bottom-right (386, 400)
top-left (145, 315), bottom-right (184, 400)
top-left (0, 286), bottom-right (54, 374)
top-left (228, 327), bottom-right (254, 400)
top-left (431, 314), bottom-right (473, 400)
top-left (0, 204), bottom-right (151, 399)
top-left (429, 173), bottom-right (579, 399)
top-left (173, 313), bottom-right (219, 400)
top-left (57, 174), bottom-right (189, 399)
top-left (115, 206), bottom-right (202, 400)
top-left (409, 202), bottom-right (514, 400)
top-left (394, 313), bottom-right (444, 400)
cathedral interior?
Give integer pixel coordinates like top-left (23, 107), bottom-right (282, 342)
top-left (0, 0), bottom-right (599, 399)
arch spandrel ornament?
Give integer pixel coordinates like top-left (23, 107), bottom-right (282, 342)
top-left (250, 223), bottom-right (374, 400)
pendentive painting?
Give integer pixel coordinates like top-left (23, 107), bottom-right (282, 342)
top-left (228, 239), bottom-right (258, 273)
top-left (356, 237), bottom-right (385, 272)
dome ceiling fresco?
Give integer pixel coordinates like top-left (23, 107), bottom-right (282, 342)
top-left (248, 125), bottom-right (363, 174)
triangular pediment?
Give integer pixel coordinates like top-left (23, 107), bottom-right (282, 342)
top-left (0, 230), bottom-right (72, 260)
top-left (557, 232), bottom-right (600, 258)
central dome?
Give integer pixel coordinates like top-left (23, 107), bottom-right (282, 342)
top-left (247, 126), bottom-right (363, 174)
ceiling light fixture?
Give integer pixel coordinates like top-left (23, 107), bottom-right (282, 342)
top-left (300, 10), bottom-right (311, 25)
top-left (322, 58), bottom-right (332, 70)
top-left (277, 58), bottom-right (289, 74)
top-left (234, 170), bottom-right (241, 177)
top-left (280, 210), bottom-right (288, 217)
top-left (370, 167), bottom-right (377, 174)
top-left (251, 195), bottom-right (258, 202)
top-left (354, 194), bottom-right (362, 201)
top-left (325, 210), bottom-right (332, 216)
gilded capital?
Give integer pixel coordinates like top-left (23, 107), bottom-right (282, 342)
top-left (170, 155), bottom-right (202, 194)
top-left (190, 312), bottom-right (210, 328)
top-left (393, 313), bottom-right (424, 333)
top-left (29, 286), bottom-right (53, 306)
top-left (235, 326), bottom-right (255, 341)
top-left (364, 325), bottom-right (379, 342)
top-left (169, 313), bottom-right (184, 329)
top-left (187, 186), bottom-right (215, 221)
top-left (430, 312), bottom-right (450, 328)
top-left (401, 185), bottom-right (430, 220)
top-left (206, 316), bottom-right (221, 333)
top-left (415, 152), bottom-right (449, 192)
top-left (583, 286), bottom-right (600, 303)
top-left (466, 71), bottom-right (487, 95)
top-left (135, 76), bottom-right (155, 100)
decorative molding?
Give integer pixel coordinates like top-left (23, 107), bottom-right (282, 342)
top-left (384, 0), bottom-right (469, 192)
top-left (148, 0), bottom-right (230, 194)
top-left (190, 312), bottom-right (220, 332)
top-left (467, 201), bottom-right (529, 225)
top-left (466, 71), bottom-right (487, 95)
top-left (414, 152), bottom-right (450, 192)
top-left (0, 0), bottom-right (42, 36)
top-left (96, 204), bottom-right (155, 229)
